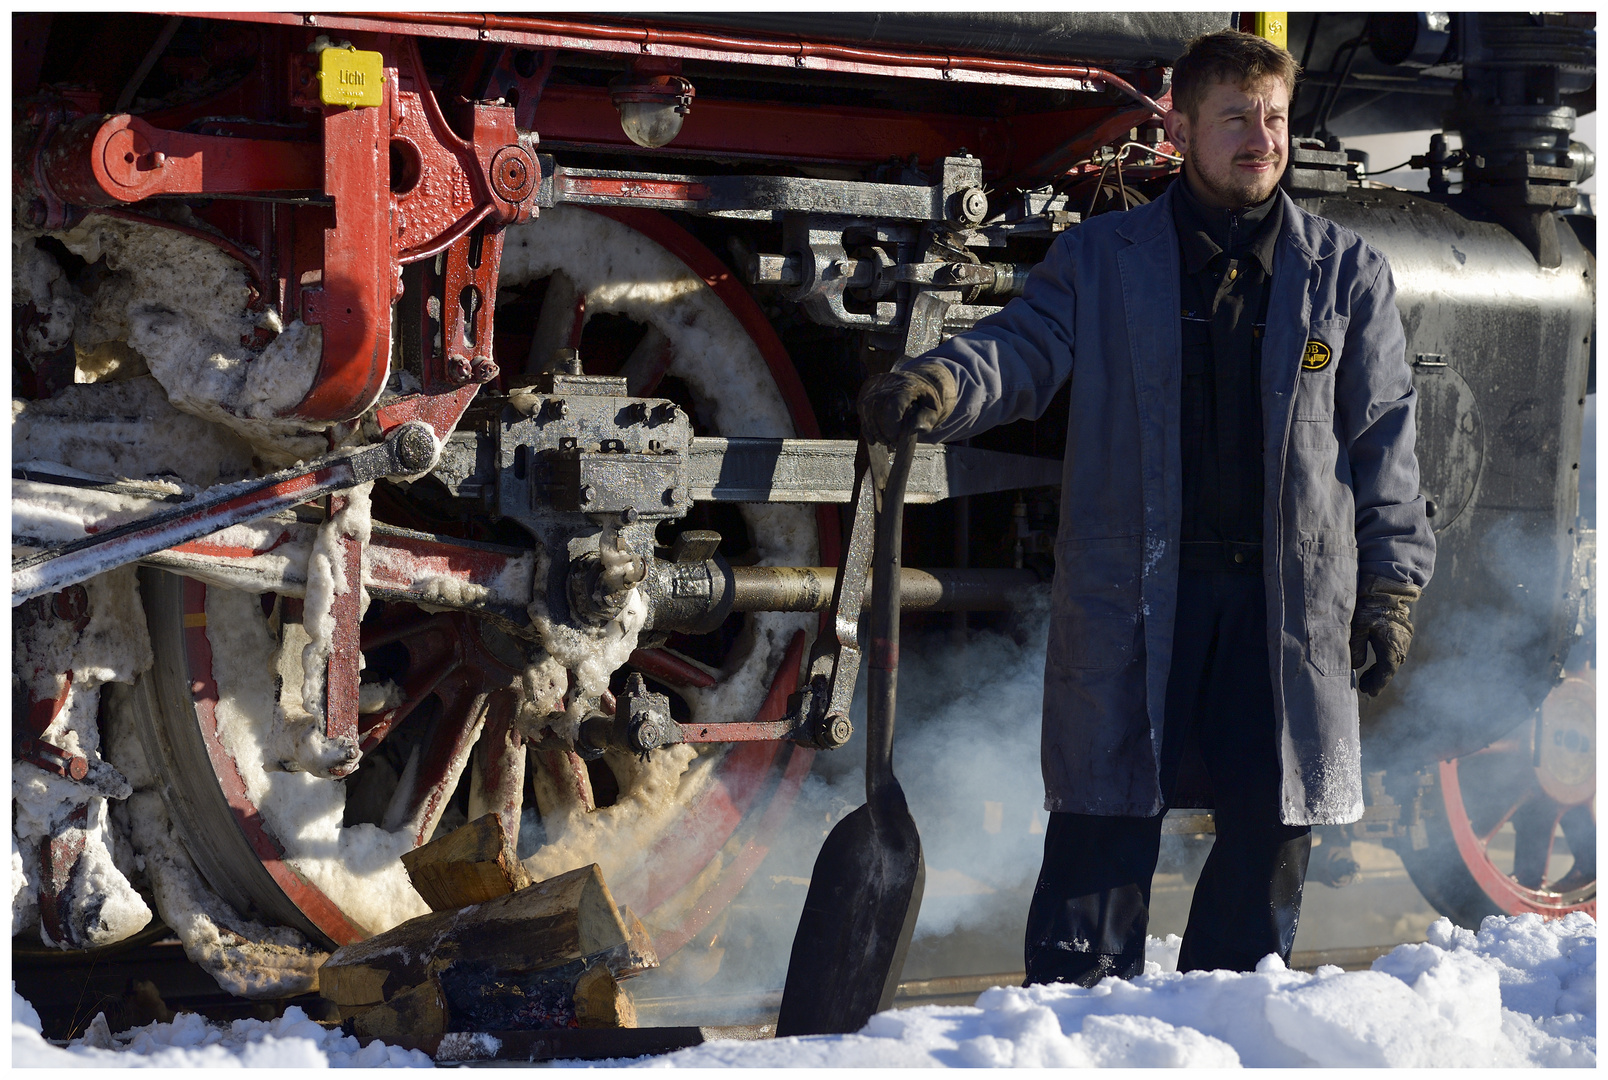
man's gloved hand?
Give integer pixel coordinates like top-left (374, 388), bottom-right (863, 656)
top-left (1350, 575), bottom-right (1421, 696)
top-left (856, 360), bottom-right (959, 446)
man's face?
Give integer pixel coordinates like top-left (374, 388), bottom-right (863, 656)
top-left (1164, 75), bottom-right (1290, 208)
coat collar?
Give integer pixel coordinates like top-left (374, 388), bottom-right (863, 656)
top-left (1114, 183), bottom-right (1336, 264)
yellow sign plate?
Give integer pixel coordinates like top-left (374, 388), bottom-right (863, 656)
top-left (1252, 12), bottom-right (1288, 51)
top-left (318, 47), bottom-right (384, 108)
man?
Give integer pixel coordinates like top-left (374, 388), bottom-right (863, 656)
top-left (860, 30), bottom-right (1434, 984)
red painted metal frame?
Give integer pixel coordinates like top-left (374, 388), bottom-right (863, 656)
top-left (29, 28), bottom-right (537, 428)
top-left (40, 112), bottom-right (322, 204)
top-left (291, 87), bottom-right (393, 421)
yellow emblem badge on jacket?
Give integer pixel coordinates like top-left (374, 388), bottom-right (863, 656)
top-left (1302, 340), bottom-right (1333, 371)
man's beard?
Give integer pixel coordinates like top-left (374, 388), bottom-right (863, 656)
top-left (1189, 156), bottom-right (1284, 208)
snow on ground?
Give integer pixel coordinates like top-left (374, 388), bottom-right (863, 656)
top-left (605, 913), bottom-right (1595, 1069)
top-left (10, 912), bottom-right (1592, 1068)
top-left (11, 989), bottom-right (431, 1068)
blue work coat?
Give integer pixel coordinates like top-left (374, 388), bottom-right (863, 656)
top-left (920, 185), bottom-right (1435, 825)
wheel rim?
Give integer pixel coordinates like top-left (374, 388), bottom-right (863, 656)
top-left (140, 206), bottom-right (829, 956)
top-left (1438, 676), bottom-right (1596, 919)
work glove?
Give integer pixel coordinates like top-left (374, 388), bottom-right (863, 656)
top-left (856, 359), bottom-right (959, 446)
top-left (1349, 575), bottom-right (1421, 696)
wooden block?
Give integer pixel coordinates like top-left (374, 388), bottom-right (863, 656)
top-left (574, 964), bottom-right (638, 1029)
top-left (352, 977), bottom-right (448, 1054)
top-left (321, 964), bottom-right (391, 1010)
top-left (335, 999), bottom-right (384, 1023)
top-left (320, 863), bottom-right (629, 1007)
top-left (603, 906), bottom-right (660, 980)
top-left (438, 958), bottom-right (584, 1032)
top-left (400, 813), bottom-right (531, 911)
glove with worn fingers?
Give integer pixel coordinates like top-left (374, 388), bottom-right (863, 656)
top-left (1349, 574), bottom-right (1421, 696)
top-left (856, 359), bottom-right (959, 446)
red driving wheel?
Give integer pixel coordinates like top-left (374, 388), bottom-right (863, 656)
top-left (1399, 673), bottom-right (1596, 926)
top-left (130, 207), bottom-right (837, 963)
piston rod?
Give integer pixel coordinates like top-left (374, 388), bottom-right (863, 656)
top-left (729, 566), bottom-right (1042, 613)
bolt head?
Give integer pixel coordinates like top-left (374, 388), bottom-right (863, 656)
top-left (490, 146), bottom-right (537, 202)
top-left (391, 422), bottom-right (438, 474)
top-left (447, 354), bottom-right (474, 385)
top-left (579, 484), bottom-right (595, 505)
top-left (471, 356), bottom-right (500, 383)
top-left (632, 718), bottom-right (666, 752)
top-left (960, 186), bottom-right (989, 223)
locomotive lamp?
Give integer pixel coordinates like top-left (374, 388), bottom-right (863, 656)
top-left (610, 70), bottom-right (695, 148)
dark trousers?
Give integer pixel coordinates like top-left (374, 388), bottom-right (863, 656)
top-left (1024, 571), bottom-right (1312, 985)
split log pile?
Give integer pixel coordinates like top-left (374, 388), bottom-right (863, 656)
top-left (318, 814), bottom-right (658, 1053)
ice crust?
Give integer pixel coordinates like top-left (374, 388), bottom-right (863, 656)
top-left (206, 586), bottom-right (431, 936)
top-left (13, 375), bottom-right (254, 488)
top-left (13, 567), bottom-right (153, 949)
top-left (49, 215), bottom-right (337, 462)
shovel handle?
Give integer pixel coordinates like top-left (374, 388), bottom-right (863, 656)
top-left (866, 429), bottom-right (918, 802)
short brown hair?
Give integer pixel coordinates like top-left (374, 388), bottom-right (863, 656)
top-left (1171, 29), bottom-right (1300, 119)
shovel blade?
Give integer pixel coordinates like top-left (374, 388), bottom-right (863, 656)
top-left (775, 782), bottom-right (925, 1037)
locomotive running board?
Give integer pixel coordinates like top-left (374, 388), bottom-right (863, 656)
top-left (686, 438), bottom-right (1060, 503)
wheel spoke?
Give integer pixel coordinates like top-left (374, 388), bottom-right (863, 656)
top-left (530, 737), bottom-right (597, 815)
top-left (358, 654), bottom-right (463, 751)
top-left (466, 689), bottom-right (526, 846)
top-left (1476, 794), bottom-right (1528, 848)
top-left (397, 673), bottom-right (493, 844)
top-left (629, 646), bottom-right (718, 689)
top-left (1509, 798), bottom-right (1563, 889)
top-left (617, 326), bottom-right (673, 395)
top-left (1551, 802), bottom-right (1598, 892)
top-left (526, 270), bottom-right (582, 373)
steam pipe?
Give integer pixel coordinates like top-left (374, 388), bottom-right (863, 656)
top-left (729, 566), bottom-right (1043, 612)
top-left (217, 12), bottom-right (1165, 107)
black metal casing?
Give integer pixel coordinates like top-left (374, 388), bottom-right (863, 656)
top-left (1296, 189), bottom-right (1594, 766)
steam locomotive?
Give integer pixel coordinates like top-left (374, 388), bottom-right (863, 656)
top-left (11, 11), bottom-right (1594, 1004)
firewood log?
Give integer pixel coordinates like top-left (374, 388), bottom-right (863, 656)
top-left (400, 813), bottom-right (531, 911)
top-left (351, 976), bottom-right (448, 1054)
top-left (320, 863), bottom-right (628, 1008)
top-left (573, 964), bottom-right (638, 1029)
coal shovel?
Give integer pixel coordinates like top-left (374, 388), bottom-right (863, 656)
top-left (776, 428), bottom-right (925, 1037)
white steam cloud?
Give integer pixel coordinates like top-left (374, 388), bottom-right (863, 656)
top-left (631, 598), bottom-right (1053, 1020)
